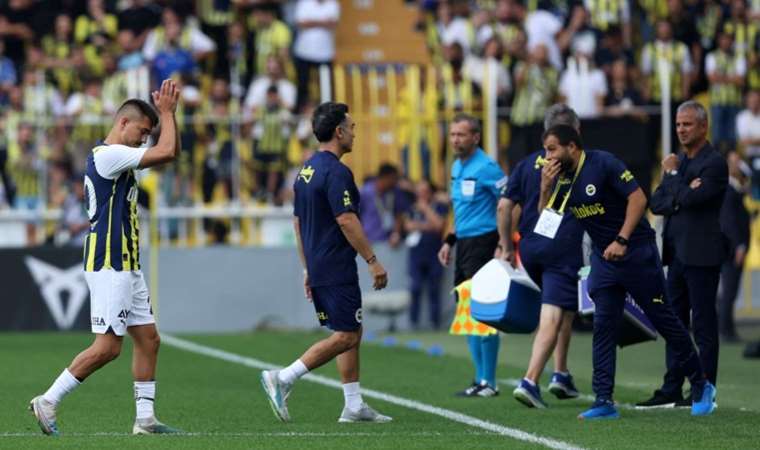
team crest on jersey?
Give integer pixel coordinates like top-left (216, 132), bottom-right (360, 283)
top-left (298, 165), bottom-right (315, 183)
top-left (585, 184), bottom-right (596, 196)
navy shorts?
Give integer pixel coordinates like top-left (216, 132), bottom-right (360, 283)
top-left (523, 262), bottom-right (579, 311)
top-left (311, 283), bottom-right (363, 332)
top-left (587, 241), bottom-right (666, 303)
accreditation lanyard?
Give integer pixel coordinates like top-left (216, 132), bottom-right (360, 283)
top-left (533, 152), bottom-right (586, 239)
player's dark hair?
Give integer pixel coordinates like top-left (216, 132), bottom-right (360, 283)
top-left (543, 124), bottom-right (584, 149)
top-left (312, 102), bottom-right (349, 143)
top-left (116, 99), bottom-right (159, 128)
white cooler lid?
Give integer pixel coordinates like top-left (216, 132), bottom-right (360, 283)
top-left (471, 259), bottom-right (540, 305)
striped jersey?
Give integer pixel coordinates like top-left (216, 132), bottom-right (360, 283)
top-left (82, 142), bottom-right (147, 272)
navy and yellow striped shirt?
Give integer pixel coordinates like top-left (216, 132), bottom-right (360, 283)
top-left (82, 142), bottom-right (146, 272)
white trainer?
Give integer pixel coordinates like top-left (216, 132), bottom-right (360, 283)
top-left (338, 403), bottom-right (393, 423)
top-left (29, 396), bottom-right (59, 436)
top-left (132, 417), bottom-right (183, 434)
top-left (260, 370), bottom-right (292, 422)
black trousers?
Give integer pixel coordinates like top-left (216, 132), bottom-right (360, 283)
top-left (662, 258), bottom-right (721, 395)
top-left (718, 256), bottom-right (743, 338)
top-left (294, 56), bottom-right (332, 111)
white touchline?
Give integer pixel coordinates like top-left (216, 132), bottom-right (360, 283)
top-left (162, 335), bottom-right (587, 450)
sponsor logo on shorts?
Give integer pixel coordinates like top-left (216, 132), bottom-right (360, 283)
top-left (317, 311), bottom-right (328, 321)
top-left (91, 316), bottom-right (106, 326)
top-left (117, 309), bottom-right (131, 319)
top-left (652, 296), bottom-right (664, 304)
top-left (355, 308), bottom-right (363, 323)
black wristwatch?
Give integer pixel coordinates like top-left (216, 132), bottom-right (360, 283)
top-left (614, 235), bottom-right (629, 246)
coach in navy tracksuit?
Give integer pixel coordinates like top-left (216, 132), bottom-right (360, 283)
top-left (538, 124), bottom-right (716, 420)
top-left (640, 101), bottom-right (728, 408)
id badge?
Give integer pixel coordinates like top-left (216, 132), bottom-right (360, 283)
top-left (461, 180), bottom-right (476, 197)
top-left (534, 208), bottom-right (563, 239)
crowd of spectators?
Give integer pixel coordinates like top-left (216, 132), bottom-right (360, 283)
top-left (0, 0), bottom-right (340, 245)
top-left (2, 0), bottom-right (760, 253)
top-left (419, 0), bottom-right (760, 165)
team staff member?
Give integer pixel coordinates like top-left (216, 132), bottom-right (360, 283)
top-left (261, 102), bottom-right (392, 424)
top-left (538, 125), bottom-right (716, 420)
top-left (640, 101), bottom-right (728, 408)
top-left (498, 104), bottom-right (584, 408)
top-left (438, 114), bottom-right (507, 397)
top-left (30, 80), bottom-right (183, 435)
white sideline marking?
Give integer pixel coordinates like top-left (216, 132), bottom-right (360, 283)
top-left (162, 335), bottom-right (586, 450)
top-left (1, 431), bottom-right (490, 438)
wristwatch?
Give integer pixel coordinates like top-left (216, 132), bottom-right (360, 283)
top-left (614, 235), bottom-right (629, 246)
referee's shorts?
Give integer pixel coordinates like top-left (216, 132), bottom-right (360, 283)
top-left (454, 230), bottom-right (499, 285)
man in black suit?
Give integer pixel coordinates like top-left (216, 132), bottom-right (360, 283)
top-left (718, 152), bottom-right (751, 342)
top-left (638, 101), bottom-right (728, 408)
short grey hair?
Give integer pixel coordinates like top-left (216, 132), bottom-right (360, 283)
top-left (677, 100), bottom-right (708, 124)
top-left (452, 113), bottom-right (481, 135)
top-left (544, 103), bottom-right (580, 132)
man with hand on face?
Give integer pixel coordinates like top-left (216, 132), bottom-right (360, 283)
top-left (497, 104), bottom-right (584, 409)
top-left (639, 101), bottom-right (728, 408)
top-left (537, 124), bottom-right (716, 420)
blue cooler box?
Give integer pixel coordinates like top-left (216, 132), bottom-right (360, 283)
top-left (471, 259), bottom-right (541, 333)
top-left (578, 267), bottom-right (658, 347)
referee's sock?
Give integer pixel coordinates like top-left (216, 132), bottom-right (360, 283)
top-left (466, 335), bottom-right (485, 384)
top-left (481, 334), bottom-right (500, 388)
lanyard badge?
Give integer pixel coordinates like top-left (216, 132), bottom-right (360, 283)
top-left (533, 152), bottom-right (586, 240)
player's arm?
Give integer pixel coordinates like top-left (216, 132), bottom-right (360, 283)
top-left (603, 187), bottom-right (647, 261)
top-left (293, 216), bottom-right (311, 299)
top-left (138, 79), bottom-right (181, 169)
top-left (496, 197), bottom-right (516, 265)
top-left (336, 212), bottom-right (388, 290)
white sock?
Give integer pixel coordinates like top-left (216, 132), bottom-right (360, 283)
top-left (343, 382), bottom-right (363, 411)
top-left (278, 359), bottom-right (308, 384)
top-left (43, 369), bottom-right (81, 406)
top-left (134, 381), bottom-right (156, 420)
top-left (523, 378), bottom-right (536, 387)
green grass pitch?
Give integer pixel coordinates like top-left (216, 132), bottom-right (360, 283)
top-left (2, 329), bottom-right (759, 449)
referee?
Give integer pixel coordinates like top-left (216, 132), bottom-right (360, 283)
top-left (438, 113), bottom-right (507, 397)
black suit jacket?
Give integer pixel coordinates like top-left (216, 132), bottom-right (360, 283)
top-left (650, 142), bottom-right (728, 267)
top-left (720, 180), bottom-right (751, 254)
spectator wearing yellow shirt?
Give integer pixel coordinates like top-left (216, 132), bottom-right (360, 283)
top-left (41, 14), bottom-right (81, 97)
top-left (9, 122), bottom-right (42, 246)
top-left (248, 5), bottom-right (291, 77)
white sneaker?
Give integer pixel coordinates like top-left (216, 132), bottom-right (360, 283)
top-left (338, 403), bottom-right (393, 423)
top-left (132, 417), bottom-right (183, 434)
top-left (260, 370), bottom-right (292, 422)
top-left (29, 396), bottom-right (59, 436)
